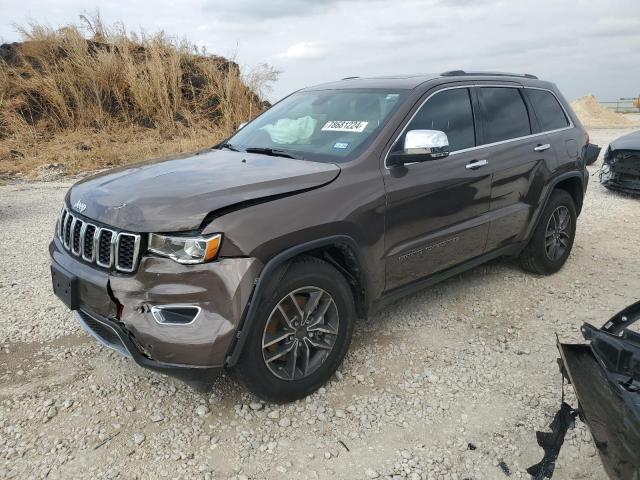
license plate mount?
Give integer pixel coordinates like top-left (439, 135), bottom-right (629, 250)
top-left (51, 264), bottom-right (79, 310)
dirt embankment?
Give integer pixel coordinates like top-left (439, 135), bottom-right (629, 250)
top-left (570, 94), bottom-right (639, 129)
top-left (0, 15), bottom-right (275, 179)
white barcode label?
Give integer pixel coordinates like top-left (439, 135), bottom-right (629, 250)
top-left (321, 121), bottom-right (368, 133)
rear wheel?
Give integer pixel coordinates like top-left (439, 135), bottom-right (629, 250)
top-left (519, 189), bottom-right (577, 275)
top-left (236, 257), bottom-right (355, 402)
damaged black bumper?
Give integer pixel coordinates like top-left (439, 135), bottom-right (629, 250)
top-left (76, 308), bottom-right (221, 386)
top-left (557, 300), bottom-right (640, 479)
top-left (600, 148), bottom-right (640, 195)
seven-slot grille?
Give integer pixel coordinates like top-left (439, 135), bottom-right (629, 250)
top-left (58, 207), bottom-right (141, 273)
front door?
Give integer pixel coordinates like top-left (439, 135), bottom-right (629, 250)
top-left (382, 86), bottom-right (491, 291)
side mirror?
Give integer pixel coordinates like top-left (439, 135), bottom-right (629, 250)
top-left (237, 122), bottom-right (248, 131)
top-left (388, 130), bottom-right (450, 167)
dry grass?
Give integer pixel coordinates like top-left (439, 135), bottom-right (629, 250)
top-left (0, 14), bottom-right (276, 177)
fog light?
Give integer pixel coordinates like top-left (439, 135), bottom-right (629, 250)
top-left (151, 305), bottom-right (201, 325)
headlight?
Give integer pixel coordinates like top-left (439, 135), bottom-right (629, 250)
top-left (148, 233), bottom-right (222, 264)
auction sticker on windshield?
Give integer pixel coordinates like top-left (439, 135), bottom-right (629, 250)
top-left (321, 121), bottom-right (368, 133)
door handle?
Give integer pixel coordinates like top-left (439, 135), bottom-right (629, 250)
top-left (534, 143), bottom-right (551, 152)
top-left (466, 159), bottom-right (488, 170)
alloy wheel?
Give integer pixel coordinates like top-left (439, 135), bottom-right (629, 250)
top-left (261, 287), bottom-right (339, 381)
top-left (545, 206), bottom-right (572, 261)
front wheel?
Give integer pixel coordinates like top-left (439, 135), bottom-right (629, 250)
top-left (519, 189), bottom-right (577, 275)
top-left (235, 257), bottom-right (355, 402)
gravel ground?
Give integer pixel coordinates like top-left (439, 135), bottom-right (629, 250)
top-left (1, 127), bottom-right (639, 480)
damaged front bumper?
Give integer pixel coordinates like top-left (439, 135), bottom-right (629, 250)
top-left (600, 149), bottom-right (640, 195)
top-left (49, 236), bottom-right (262, 381)
top-left (74, 309), bottom-right (221, 384)
top-left (556, 301), bottom-right (640, 479)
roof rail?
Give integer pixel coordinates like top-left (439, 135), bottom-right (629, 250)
top-left (440, 70), bottom-right (538, 80)
top-left (341, 76), bottom-right (360, 80)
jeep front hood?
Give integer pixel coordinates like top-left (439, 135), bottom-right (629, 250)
top-left (67, 149), bottom-right (340, 232)
top-left (609, 130), bottom-right (640, 151)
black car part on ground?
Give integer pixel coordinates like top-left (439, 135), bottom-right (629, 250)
top-left (549, 300), bottom-right (640, 480)
top-left (585, 143), bottom-right (601, 166)
top-left (600, 131), bottom-right (640, 194)
top-left (527, 402), bottom-right (578, 479)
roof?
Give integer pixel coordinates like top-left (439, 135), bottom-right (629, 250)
top-left (304, 71), bottom-right (547, 91)
top-left (304, 74), bottom-right (441, 90)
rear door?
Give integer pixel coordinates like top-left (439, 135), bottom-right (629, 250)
top-left (382, 86), bottom-right (492, 290)
top-left (523, 87), bottom-right (574, 168)
top-left (475, 86), bottom-right (556, 251)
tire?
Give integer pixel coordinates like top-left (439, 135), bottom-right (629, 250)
top-left (519, 189), bottom-right (577, 275)
top-left (235, 256), bottom-right (355, 403)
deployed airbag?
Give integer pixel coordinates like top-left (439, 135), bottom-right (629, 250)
top-left (260, 116), bottom-right (317, 144)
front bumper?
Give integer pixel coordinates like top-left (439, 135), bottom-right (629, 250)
top-left (555, 301), bottom-right (640, 480)
top-left (600, 153), bottom-right (640, 195)
top-left (50, 236), bottom-right (262, 370)
top-left (600, 174), bottom-right (640, 195)
top-left (557, 341), bottom-right (640, 480)
top-left (75, 309), bottom-right (221, 383)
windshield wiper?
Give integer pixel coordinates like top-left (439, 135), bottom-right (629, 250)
top-left (244, 147), bottom-right (301, 159)
top-left (218, 142), bottom-right (240, 152)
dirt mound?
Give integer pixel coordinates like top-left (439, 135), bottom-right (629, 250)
top-left (0, 15), bottom-right (276, 177)
top-left (0, 37), bottom-right (266, 133)
top-left (570, 94), bottom-right (638, 129)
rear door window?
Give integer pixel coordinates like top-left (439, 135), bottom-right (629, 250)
top-left (526, 89), bottom-right (570, 132)
top-left (478, 87), bottom-right (531, 144)
top-left (399, 88), bottom-right (476, 152)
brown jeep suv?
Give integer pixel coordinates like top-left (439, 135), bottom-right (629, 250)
top-left (50, 71), bottom-right (589, 402)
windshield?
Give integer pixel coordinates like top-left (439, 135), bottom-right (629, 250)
top-left (225, 89), bottom-right (407, 162)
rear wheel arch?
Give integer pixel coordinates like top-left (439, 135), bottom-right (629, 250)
top-left (525, 172), bottom-right (584, 244)
top-left (519, 188), bottom-right (577, 275)
top-left (554, 176), bottom-right (584, 216)
top-left (225, 235), bottom-right (368, 367)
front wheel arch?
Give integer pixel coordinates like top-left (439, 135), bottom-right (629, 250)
top-left (234, 257), bottom-right (356, 402)
top-left (224, 235), bottom-right (367, 367)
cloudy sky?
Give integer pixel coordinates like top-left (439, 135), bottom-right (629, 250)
top-left (2, 0), bottom-right (639, 102)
